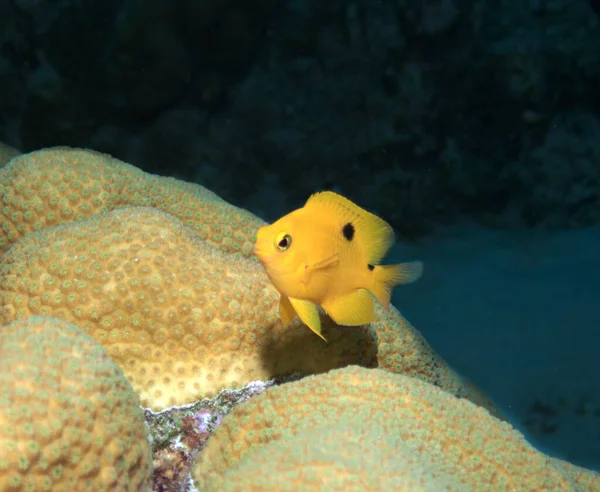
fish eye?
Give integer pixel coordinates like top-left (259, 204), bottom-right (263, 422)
top-left (275, 233), bottom-right (292, 251)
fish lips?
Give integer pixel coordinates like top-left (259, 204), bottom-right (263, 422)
top-left (253, 245), bottom-right (268, 264)
top-left (253, 247), bottom-right (282, 276)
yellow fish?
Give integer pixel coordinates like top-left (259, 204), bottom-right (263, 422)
top-left (253, 191), bottom-right (423, 340)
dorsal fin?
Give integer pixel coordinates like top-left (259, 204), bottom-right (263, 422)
top-left (304, 191), bottom-right (395, 264)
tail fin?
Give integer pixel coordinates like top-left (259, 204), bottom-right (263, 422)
top-left (370, 261), bottom-right (423, 309)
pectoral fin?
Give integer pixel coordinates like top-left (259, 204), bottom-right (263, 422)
top-left (301, 254), bottom-right (339, 285)
top-left (321, 289), bottom-right (375, 326)
top-left (279, 295), bottom-right (296, 326)
top-left (311, 254), bottom-right (339, 271)
top-left (288, 297), bottom-right (327, 341)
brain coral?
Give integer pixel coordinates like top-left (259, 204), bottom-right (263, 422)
top-left (0, 207), bottom-right (377, 410)
top-left (193, 366), bottom-right (600, 491)
top-left (0, 316), bottom-right (152, 491)
top-left (0, 205), bottom-right (494, 416)
top-left (0, 146), bottom-right (263, 256)
top-left (200, 424), bottom-right (465, 491)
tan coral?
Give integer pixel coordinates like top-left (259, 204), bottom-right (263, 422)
top-left (0, 143), bottom-right (19, 168)
top-left (373, 302), bottom-right (501, 418)
top-left (0, 146), bottom-right (263, 256)
top-left (0, 316), bottom-right (152, 491)
top-left (193, 366), bottom-right (600, 491)
top-left (0, 146), bottom-right (497, 414)
top-left (201, 425), bottom-right (466, 491)
top-left (0, 207), bottom-right (377, 410)
top-left (0, 206), bottom-right (494, 415)
top-left (550, 457), bottom-right (600, 490)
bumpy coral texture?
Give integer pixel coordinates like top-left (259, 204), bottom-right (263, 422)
top-left (0, 316), bottom-right (152, 491)
top-left (0, 147), bottom-right (497, 414)
top-left (193, 366), bottom-right (600, 491)
top-left (0, 204), bottom-right (495, 415)
top-left (0, 146), bottom-right (263, 256)
top-left (0, 143), bottom-right (19, 167)
top-left (372, 300), bottom-right (501, 418)
top-left (202, 425), bottom-right (465, 492)
top-left (0, 207), bottom-right (378, 410)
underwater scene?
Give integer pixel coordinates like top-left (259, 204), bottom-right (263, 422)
top-left (0, 0), bottom-right (599, 490)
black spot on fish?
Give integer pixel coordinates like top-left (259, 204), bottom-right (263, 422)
top-left (368, 264), bottom-right (375, 271)
top-left (342, 222), bottom-right (355, 241)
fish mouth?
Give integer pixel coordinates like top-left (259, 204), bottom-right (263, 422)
top-left (252, 249), bottom-right (286, 276)
top-left (253, 246), bottom-right (269, 267)
top-left (252, 245), bottom-right (263, 259)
